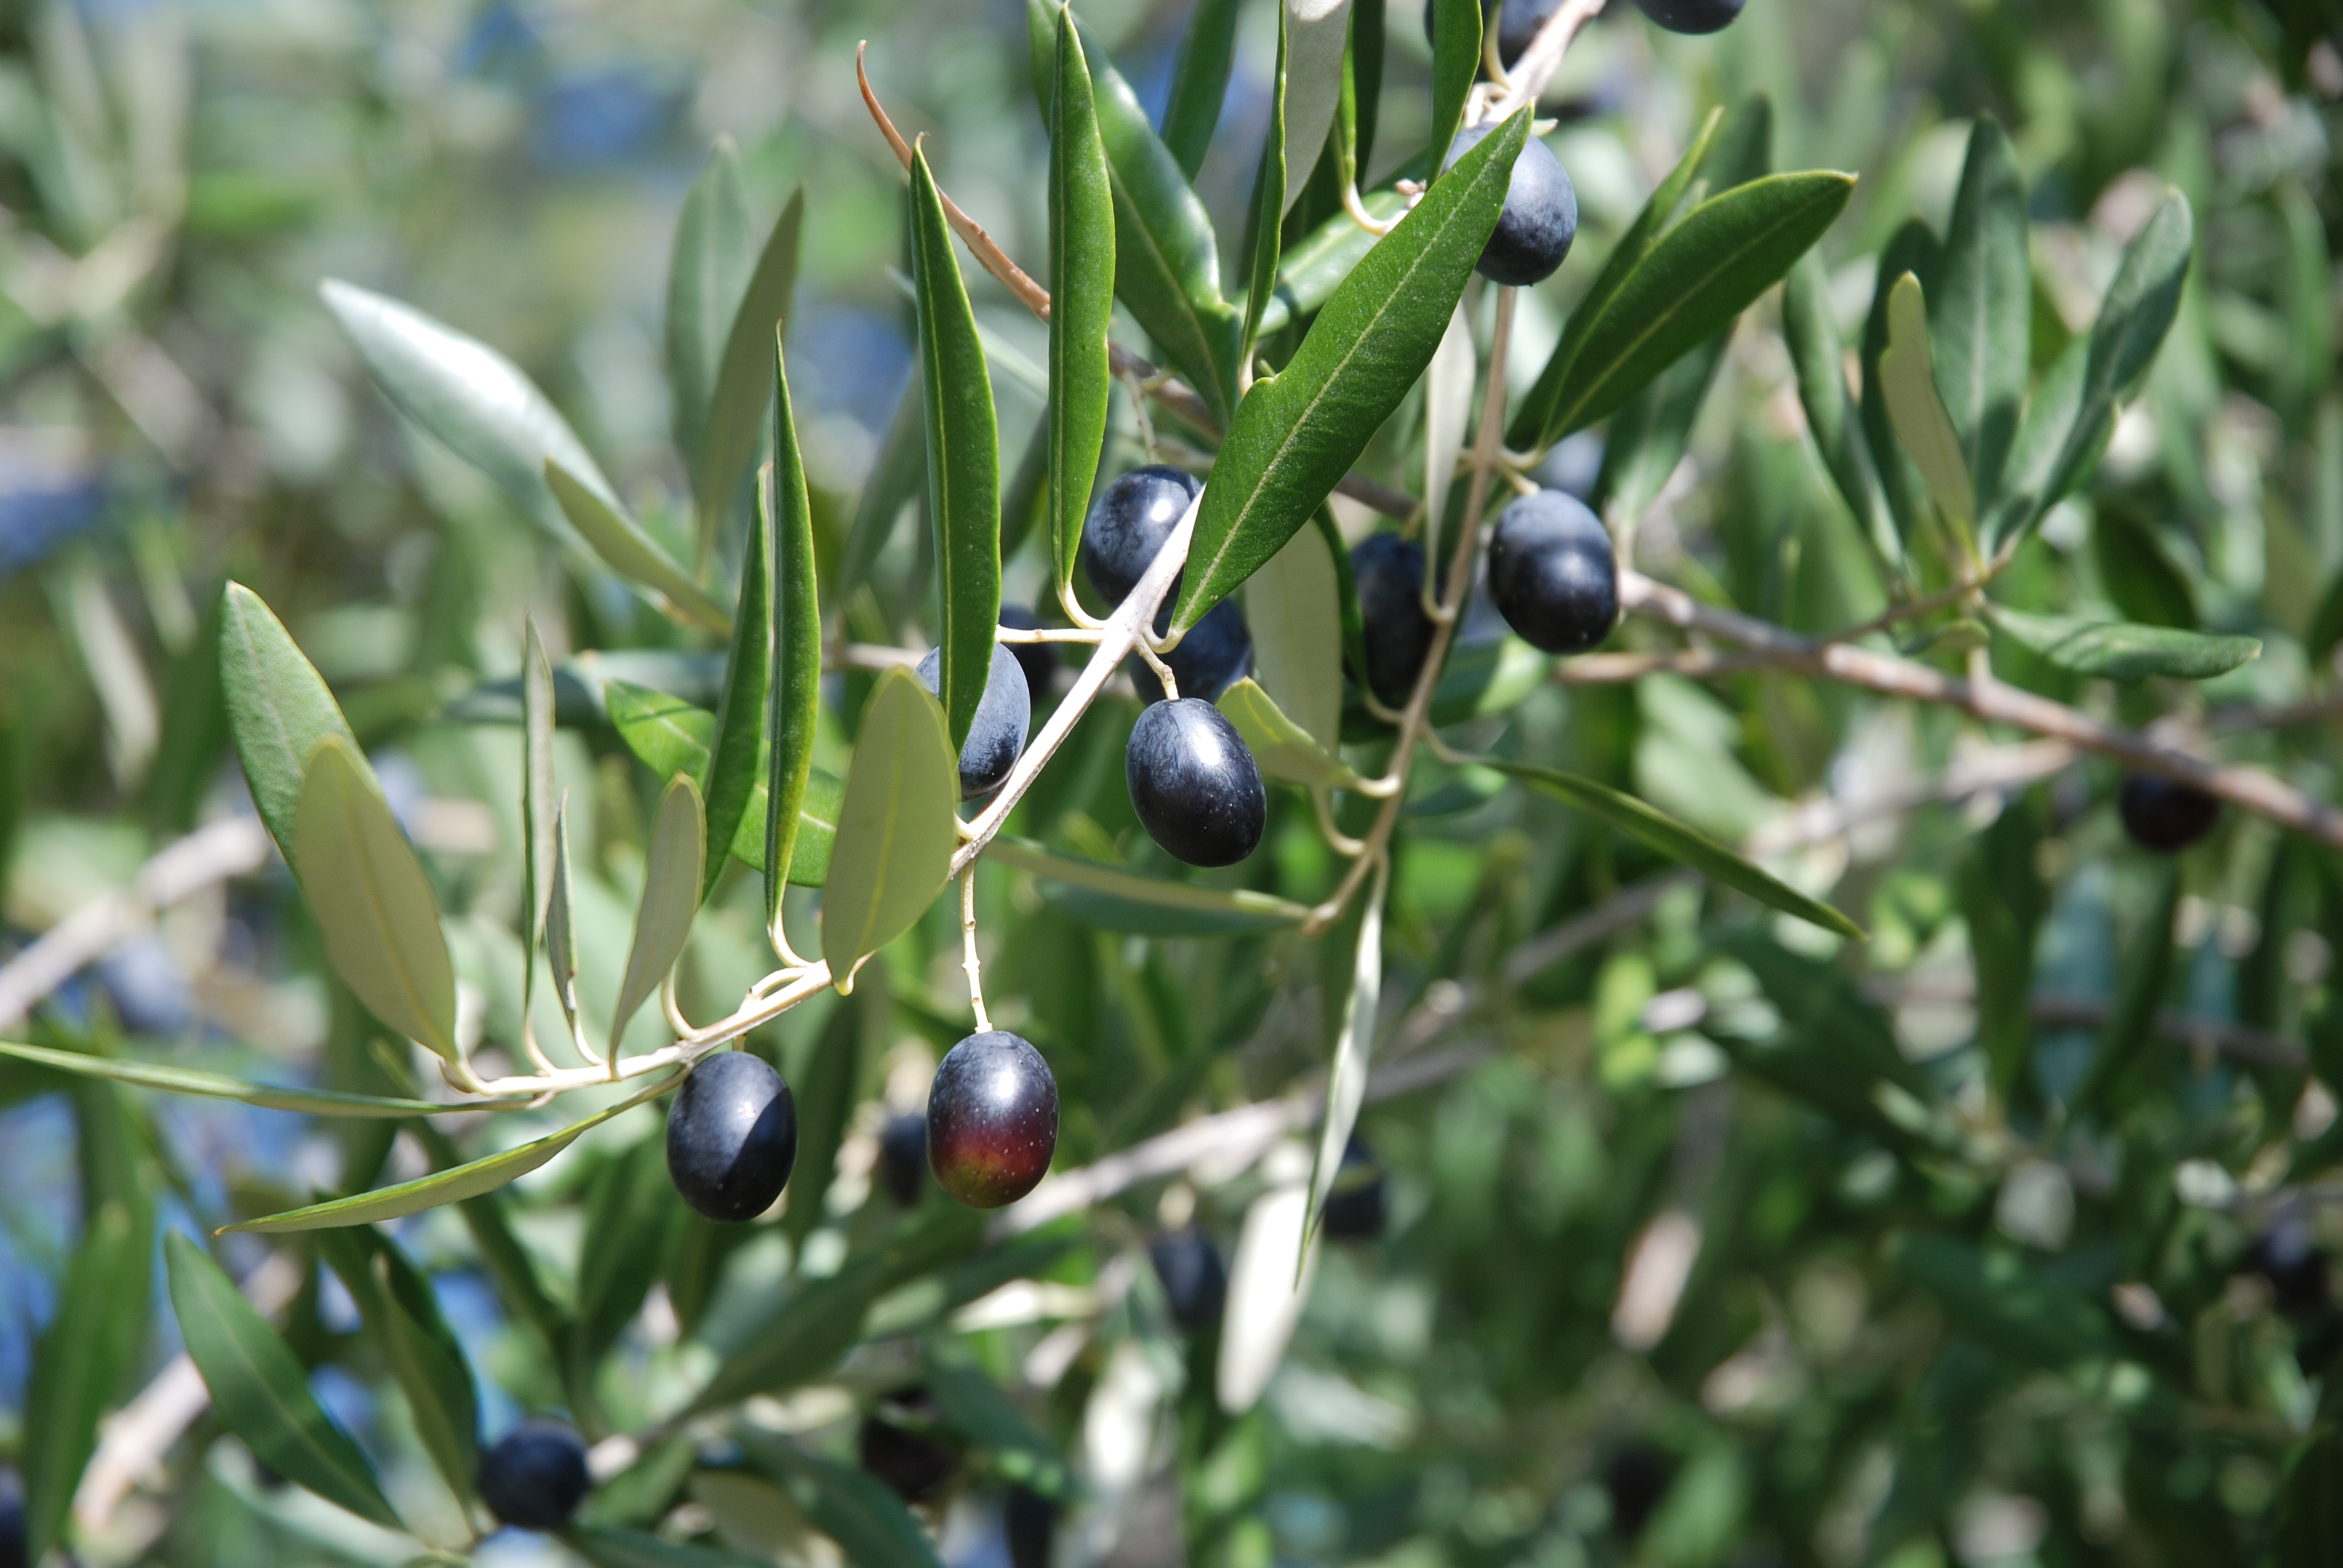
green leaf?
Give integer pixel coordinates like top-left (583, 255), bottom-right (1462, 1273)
top-left (667, 139), bottom-right (752, 485)
top-left (574, 1133), bottom-right (683, 1371)
top-left (923, 1338), bottom-right (1070, 1495)
top-left (1047, 11), bottom-right (1115, 608)
top-left (1252, 174), bottom-right (1415, 339)
top-left (1239, 5), bottom-right (1287, 367)
top-left (698, 188), bottom-right (805, 561)
top-left (1783, 259), bottom-right (1901, 573)
top-left (1420, 304), bottom-right (1473, 575)
top-left (321, 278), bottom-right (616, 550)
top-left (569, 1525), bottom-right (772, 1568)
top-left (606, 681), bottom-right (839, 885)
top-left (1988, 607), bottom-right (2259, 681)
top-left (314, 1227), bottom-right (479, 1509)
top-left (1491, 762), bottom-right (1863, 938)
top-left (222, 1073), bottom-right (677, 1233)
top-left (1712, 931), bottom-right (1935, 1102)
top-left (1518, 170), bottom-right (1854, 452)
top-left (1928, 119), bottom-right (2028, 510)
top-left (1217, 678), bottom-right (1355, 789)
top-left (1889, 1233), bottom-right (2114, 1368)
top-left (610, 774), bottom-right (706, 1054)
top-left (522, 619), bottom-right (558, 1002)
top-left (1306, 863), bottom-right (1383, 1243)
top-left (547, 797), bottom-right (583, 1045)
top-left (2070, 866), bottom-right (2181, 1117)
top-left (1858, 220), bottom-right (1941, 543)
top-left (1990, 191), bottom-right (2192, 552)
top-left (1957, 799), bottom-right (2046, 1103)
top-left (768, 339), bottom-right (825, 917)
top-left (986, 836), bottom-right (1313, 935)
top-left (1161, 0), bottom-right (1240, 179)
top-left (24, 1200), bottom-right (144, 1563)
top-left (1172, 113), bottom-right (1528, 632)
top-left (782, 991), bottom-right (860, 1245)
top-left (835, 376), bottom-right (925, 605)
top-left (909, 146), bottom-right (1003, 755)
top-left (1041, 0), bottom-right (1244, 423)
top-left (0, 1040), bottom-right (491, 1116)
top-left (1879, 272), bottom-right (1976, 535)
top-left (546, 459), bottom-right (733, 636)
top-left (296, 736), bottom-right (460, 1061)
top-left (1241, 523), bottom-right (1345, 752)
top-left (821, 667), bottom-right (959, 990)
top-left (705, 489), bottom-right (770, 905)
top-left (163, 1232), bottom-right (405, 1528)
top-left (1280, 0), bottom-right (1354, 218)
top-left (1426, 0), bottom-right (1481, 174)
top-left (2273, 1429), bottom-right (2343, 1568)
top-left (736, 1433), bottom-right (947, 1568)
top-left (2091, 507), bottom-right (2197, 629)
top-left (220, 582), bottom-right (359, 878)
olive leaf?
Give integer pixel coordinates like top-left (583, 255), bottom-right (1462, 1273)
top-left (1251, 173), bottom-right (1416, 339)
top-left (1217, 677), bottom-right (1355, 789)
top-left (24, 1200), bottom-right (144, 1562)
top-left (1306, 861), bottom-right (1384, 1243)
top-left (1242, 524), bottom-right (1346, 753)
top-left (1172, 112), bottom-right (1529, 632)
top-left (1426, 0), bottom-right (1481, 174)
top-left (1239, 4), bottom-right (1287, 365)
top-left (222, 1073), bottom-right (678, 1233)
top-left (768, 335), bottom-right (825, 915)
top-left (1879, 273), bottom-right (1976, 539)
top-left (821, 667), bottom-right (960, 991)
top-left (987, 835), bottom-right (1314, 936)
top-left (1161, 0), bottom-right (1240, 179)
top-left (1280, 0), bottom-right (1353, 217)
top-left (314, 1227), bottom-right (479, 1509)
top-left (1928, 118), bottom-right (2028, 511)
top-left (1784, 258), bottom-right (1901, 572)
top-left (296, 735), bottom-right (461, 1062)
top-left (219, 581), bottom-right (359, 878)
top-left (0, 1040), bottom-right (490, 1116)
top-left (606, 681), bottom-right (839, 884)
top-left (667, 138), bottom-right (752, 483)
top-left (704, 484), bottom-right (770, 903)
top-left (546, 458), bottom-right (732, 635)
top-left (1047, 8), bottom-right (1115, 606)
top-left (164, 1232), bottom-right (405, 1528)
top-left (738, 1434), bottom-right (946, 1568)
top-left (1420, 303), bottom-right (1473, 579)
top-left (522, 619), bottom-right (557, 1007)
top-left (697, 187), bottom-right (805, 561)
top-left (909, 145), bottom-right (1001, 756)
top-left (547, 795), bottom-right (583, 1046)
top-left (1988, 607), bottom-right (2259, 681)
top-left (609, 773), bottom-right (706, 1054)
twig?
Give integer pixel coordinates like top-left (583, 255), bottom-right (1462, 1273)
top-left (1860, 977), bottom-right (2307, 1073)
top-left (1484, 0), bottom-right (1608, 120)
top-left (961, 867), bottom-right (991, 1033)
top-left (0, 814), bottom-right (273, 1034)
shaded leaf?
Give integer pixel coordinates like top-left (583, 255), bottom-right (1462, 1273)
top-left (1858, 219), bottom-right (1943, 544)
top-left (821, 668), bottom-right (959, 990)
top-left (1047, 10), bottom-right (1115, 606)
top-left (1280, 0), bottom-right (1353, 217)
top-left (610, 774), bottom-right (706, 1054)
top-left (547, 797), bottom-right (583, 1045)
top-left (923, 1338), bottom-right (1070, 1495)
top-left (574, 1133), bottom-right (681, 1371)
top-left (546, 459), bottom-right (732, 635)
top-left (0, 1040), bottom-right (490, 1117)
top-left (1879, 272), bottom-right (1976, 535)
top-left (782, 991), bottom-right (860, 1246)
top-left (314, 1227), bottom-right (478, 1509)
top-left (1783, 259), bottom-right (1901, 572)
top-left (698, 188), bottom-right (805, 559)
top-left (1929, 119), bottom-right (2028, 509)
top-left (1161, 0), bottom-right (1240, 180)
top-left (295, 736), bottom-right (459, 1061)
top-left (1306, 862), bottom-right (1384, 1241)
top-left (570, 1525), bottom-right (772, 1568)
top-left (1252, 173), bottom-right (1416, 339)
top-left (163, 1232), bottom-right (404, 1528)
top-left (737, 1432), bottom-right (946, 1568)
top-left (219, 581), bottom-right (359, 878)
top-left (1420, 304), bottom-right (1473, 579)
top-left (1242, 524), bottom-right (1345, 752)
top-left (24, 1200), bottom-right (143, 1562)
top-left (1217, 678), bottom-right (1354, 788)
top-left (2070, 867), bottom-right (2181, 1117)
top-left (1173, 113), bottom-right (1528, 631)
top-left (667, 139), bottom-right (752, 485)
top-left (522, 620), bottom-right (558, 995)
top-left (2091, 508), bottom-right (2197, 629)
top-left (909, 146), bottom-right (1002, 754)
top-left (1426, 0), bottom-right (1481, 174)
top-left (2273, 1429), bottom-right (2343, 1568)
top-left (1890, 1232), bottom-right (2115, 1367)
top-left (987, 835), bottom-right (1313, 935)
top-left (1239, 5), bottom-right (1287, 363)
top-left (1989, 607), bottom-right (2258, 681)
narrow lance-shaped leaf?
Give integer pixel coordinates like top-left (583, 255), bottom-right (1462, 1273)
top-left (987, 836), bottom-right (1313, 936)
top-left (163, 1232), bottom-right (405, 1527)
top-left (1928, 117), bottom-right (2028, 509)
top-left (1988, 607), bottom-right (2259, 681)
top-left (1306, 860), bottom-right (1385, 1243)
top-left (1879, 272), bottom-right (1976, 543)
top-left (1173, 111), bottom-right (1529, 632)
top-left (219, 581), bottom-right (358, 877)
top-left (1047, 10), bottom-right (1115, 607)
top-left (608, 681), bottom-right (842, 885)
top-left (667, 138), bottom-right (752, 483)
top-left (2069, 867), bottom-right (2181, 1119)
top-left (1510, 170), bottom-right (1855, 451)
top-left (1281, 0), bottom-right (1354, 217)
top-left (296, 736), bottom-right (460, 1062)
top-left (223, 1073), bottom-right (678, 1233)
top-left (1859, 219), bottom-right (1941, 543)
top-left (1161, 0), bottom-right (1240, 180)
top-left (610, 773), bottom-right (706, 1055)
top-left (769, 339), bottom-right (824, 924)
top-left (704, 482), bottom-right (770, 903)
top-left (836, 375), bottom-right (925, 604)
top-left (821, 667), bottom-right (960, 991)
top-left (698, 188), bottom-right (806, 563)
top-left (909, 145), bottom-right (1002, 754)
top-left (0, 1039), bottom-right (502, 1116)
top-left (314, 1227), bottom-right (479, 1510)
top-left (1492, 762), bottom-right (1864, 938)
top-left (1426, 0), bottom-right (1481, 179)
top-left (23, 1200), bottom-right (143, 1563)
top-left (1783, 258), bottom-right (1901, 573)
top-left (570, 1525), bottom-right (774, 1568)
top-left (546, 458), bottom-right (733, 636)
top-left (522, 618), bottom-right (557, 1011)
top-left (1242, 523), bottom-right (1345, 752)
top-left (1217, 678), bottom-right (1354, 789)
top-left (547, 792), bottom-right (582, 1047)
top-left (1239, 4), bottom-right (1288, 366)
top-left (1421, 303), bottom-right (1473, 578)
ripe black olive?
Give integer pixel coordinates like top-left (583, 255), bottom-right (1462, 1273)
top-left (1126, 699), bottom-right (1267, 869)
top-left (928, 1031), bottom-right (1060, 1208)
top-left (665, 1051), bottom-right (798, 1224)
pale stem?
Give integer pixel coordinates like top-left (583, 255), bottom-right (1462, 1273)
top-left (1311, 785), bottom-right (1369, 857)
top-left (995, 626), bottom-right (1106, 644)
top-left (961, 867), bottom-right (992, 1033)
top-left (660, 970), bottom-right (698, 1040)
top-left (516, 1010), bottom-right (561, 1078)
top-left (463, 964), bottom-right (835, 1098)
top-left (1484, 0), bottom-right (1609, 122)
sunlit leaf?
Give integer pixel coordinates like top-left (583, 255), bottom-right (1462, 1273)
top-left (1928, 118), bottom-right (2028, 510)
top-left (1879, 272), bottom-right (1975, 535)
top-left (220, 582), bottom-right (359, 878)
top-left (609, 774), bottom-right (706, 1054)
top-left (821, 668), bottom-right (959, 990)
top-left (1421, 303), bottom-right (1473, 580)
top-left (1989, 607), bottom-right (2259, 681)
top-left (0, 1040), bottom-right (490, 1116)
top-left (698, 188), bottom-right (805, 559)
top-left (768, 339), bottom-right (825, 915)
top-left (606, 681), bottom-right (839, 885)
top-left (704, 488), bottom-right (770, 904)
top-left (547, 796), bottom-right (583, 1047)
top-left (1242, 524), bottom-right (1345, 753)
top-left (1217, 678), bottom-right (1354, 789)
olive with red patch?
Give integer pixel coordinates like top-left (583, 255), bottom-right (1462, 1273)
top-left (915, 643), bottom-right (1032, 802)
top-left (1487, 489), bottom-right (1617, 654)
top-left (664, 1050), bottom-right (798, 1224)
top-left (880, 1111), bottom-right (928, 1206)
top-left (927, 1031), bottom-right (1060, 1207)
top-left (1444, 125), bottom-right (1578, 287)
top-left (2117, 773), bottom-right (2218, 852)
top-left (1126, 699), bottom-right (1267, 869)
top-left (859, 1388), bottom-right (955, 1503)
top-left (479, 1420), bottom-right (591, 1532)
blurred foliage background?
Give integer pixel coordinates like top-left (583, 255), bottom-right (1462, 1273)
top-left (1, 0), bottom-right (2342, 1564)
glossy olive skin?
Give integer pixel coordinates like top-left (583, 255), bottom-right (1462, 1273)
top-left (1005, 1485), bottom-right (1058, 1568)
top-left (2117, 773), bottom-right (2219, 852)
top-left (1150, 1226), bottom-right (1228, 1331)
top-left (479, 1420), bottom-right (591, 1531)
top-left (1444, 125), bottom-right (1578, 287)
top-left (665, 1051), bottom-right (798, 1224)
top-left (1350, 534), bottom-right (1436, 705)
top-left (1633, 0), bottom-right (1744, 33)
top-left (1131, 598), bottom-right (1255, 704)
top-left (928, 1031), bottom-right (1060, 1208)
top-left (1082, 465), bottom-right (1201, 605)
top-left (1126, 699), bottom-right (1267, 868)
top-left (997, 604), bottom-right (1058, 703)
top-left (1487, 489), bottom-right (1617, 654)
top-left (880, 1111), bottom-right (928, 1206)
top-left (1320, 1137), bottom-right (1388, 1241)
top-left (859, 1388), bottom-right (954, 1503)
top-left (916, 643), bottom-right (1032, 801)
top-left (2249, 1218), bottom-right (2330, 1315)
